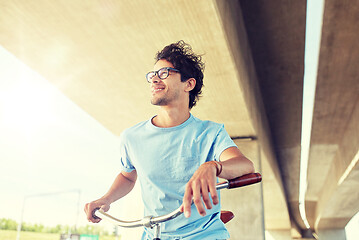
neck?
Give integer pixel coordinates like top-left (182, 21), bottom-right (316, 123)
top-left (152, 106), bottom-right (191, 128)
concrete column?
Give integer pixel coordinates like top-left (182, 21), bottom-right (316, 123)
top-left (316, 228), bottom-right (347, 240)
top-left (266, 230), bottom-right (292, 240)
top-left (221, 140), bottom-right (265, 240)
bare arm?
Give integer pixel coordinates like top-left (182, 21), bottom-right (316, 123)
top-left (182, 146), bottom-right (255, 218)
top-left (84, 170), bottom-right (137, 223)
top-left (218, 146), bottom-right (255, 179)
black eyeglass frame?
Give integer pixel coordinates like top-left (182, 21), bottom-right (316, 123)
top-left (146, 67), bottom-right (180, 83)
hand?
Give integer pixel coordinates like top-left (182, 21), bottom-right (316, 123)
top-left (84, 198), bottom-right (110, 223)
top-left (181, 161), bottom-right (219, 218)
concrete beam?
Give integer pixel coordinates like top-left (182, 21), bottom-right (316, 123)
top-left (214, 0), bottom-right (292, 234)
top-left (316, 229), bottom-right (347, 240)
top-left (312, 105), bottom-right (359, 230)
top-left (238, 0), bottom-right (307, 232)
top-left (306, 0), bottom-right (359, 233)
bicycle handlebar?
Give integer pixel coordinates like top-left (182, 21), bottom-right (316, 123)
top-left (227, 172), bottom-right (262, 189)
top-left (93, 173), bottom-right (262, 228)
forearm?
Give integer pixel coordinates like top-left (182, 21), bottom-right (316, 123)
top-left (218, 156), bottom-right (254, 180)
top-left (217, 146), bottom-right (255, 180)
top-left (85, 170), bottom-right (137, 222)
top-left (101, 171), bottom-right (137, 204)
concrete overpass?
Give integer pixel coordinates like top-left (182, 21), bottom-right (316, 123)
top-left (0, 0), bottom-right (358, 239)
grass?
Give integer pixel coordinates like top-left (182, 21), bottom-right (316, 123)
top-left (0, 230), bottom-right (58, 240)
top-left (0, 230), bottom-right (118, 240)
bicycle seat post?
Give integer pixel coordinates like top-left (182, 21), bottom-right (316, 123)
top-left (153, 223), bottom-right (161, 240)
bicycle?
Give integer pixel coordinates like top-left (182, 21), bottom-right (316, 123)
top-left (93, 172), bottom-right (262, 240)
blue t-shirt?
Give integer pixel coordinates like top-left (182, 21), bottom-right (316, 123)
top-left (119, 114), bottom-right (236, 239)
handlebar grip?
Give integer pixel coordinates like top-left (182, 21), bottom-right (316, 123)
top-left (227, 173), bottom-right (262, 189)
top-left (92, 208), bottom-right (101, 220)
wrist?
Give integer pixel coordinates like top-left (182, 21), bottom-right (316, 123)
top-left (101, 195), bottom-right (113, 205)
top-left (208, 161), bottom-right (223, 176)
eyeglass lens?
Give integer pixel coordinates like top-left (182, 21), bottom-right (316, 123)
top-left (146, 68), bottom-right (169, 82)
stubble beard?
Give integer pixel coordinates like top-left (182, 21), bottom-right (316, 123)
top-left (151, 91), bottom-right (180, 106)
top-left (151, 97), bottom-right (168, 106)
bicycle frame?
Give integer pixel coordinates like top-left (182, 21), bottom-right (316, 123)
top-left (93, 173), bottom-right (262, 240)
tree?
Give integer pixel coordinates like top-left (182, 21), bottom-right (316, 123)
top-left (0, 218), bottom-right (18, 230)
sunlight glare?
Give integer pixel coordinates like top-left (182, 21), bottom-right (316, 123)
top-left (0, 52), bottom-right (56, 136)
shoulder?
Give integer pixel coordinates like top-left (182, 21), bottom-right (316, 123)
top-left (120, 119), bottom-right (150, 141)
top-left (126, 119), bottom-right (149, 132)
top-left (192, 115), bottom-right (224, 131)
top-left (189, 116), bottom-right (228, 140)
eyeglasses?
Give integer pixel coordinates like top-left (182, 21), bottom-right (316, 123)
top-left (146, 67), bottom-right (180, 83)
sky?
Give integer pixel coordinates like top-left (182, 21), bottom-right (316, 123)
top-left (0, 46), bottom-right (125, 229)
top-left (0, 0), bottom-right (358, 239)
top-left (298, 0), bottom-right (325, 230)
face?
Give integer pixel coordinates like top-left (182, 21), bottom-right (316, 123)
top-left (150, 60), bottom-right (186, 107)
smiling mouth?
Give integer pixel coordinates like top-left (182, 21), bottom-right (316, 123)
top-left (152, 86), bottom-right (165, 93)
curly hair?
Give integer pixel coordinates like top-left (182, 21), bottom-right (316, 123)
top-left (155, 40), bottom-right (205, 109)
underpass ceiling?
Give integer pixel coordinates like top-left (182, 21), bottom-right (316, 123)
top-left (241, 0), bottom-right (359, 234)
top-left (239, 0), bottom-right (306, 230)
top-left (0, 0), bottom-right (254, 137)
top-left (238, 0), bottom-right (359, 233)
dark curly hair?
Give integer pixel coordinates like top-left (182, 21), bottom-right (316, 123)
top-left (155, 40), bottom-right (205, 109)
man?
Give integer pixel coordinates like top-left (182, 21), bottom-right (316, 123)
top-left (85, 40), bottom-right (255, 239)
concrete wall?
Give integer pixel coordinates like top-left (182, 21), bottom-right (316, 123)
top-left (221, 140), bottom-right (265, 239)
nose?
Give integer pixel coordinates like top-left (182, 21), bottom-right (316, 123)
top-left (151, 75), bottom-right (161, 83)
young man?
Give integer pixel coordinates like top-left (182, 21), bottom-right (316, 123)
top-left (85, 41), bottom-right (255, 239)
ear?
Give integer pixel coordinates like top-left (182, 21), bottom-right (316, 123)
top-left (184, 78), bottom-right (196, 92)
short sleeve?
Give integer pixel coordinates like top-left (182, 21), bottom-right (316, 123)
top-left (119, 132), bottom-right (136, 172)
top-left (213, 124), bottom-right (237, 161)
